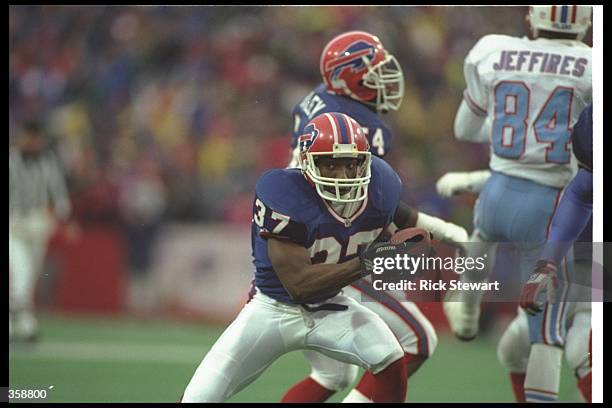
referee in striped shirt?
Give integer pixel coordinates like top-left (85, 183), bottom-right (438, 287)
top-left (9, 120), bottom-right (73, 342)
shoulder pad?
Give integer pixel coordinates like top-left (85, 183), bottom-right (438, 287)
top-left (255, 168), bottom-right (320, 223)
top-left (367, 156), bottom-right (402, 215)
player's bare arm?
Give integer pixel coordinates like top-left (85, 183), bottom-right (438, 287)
top-left (267, 237), bottom-right (361, 303)
top-left (393, 201), bottom-right (418, 229)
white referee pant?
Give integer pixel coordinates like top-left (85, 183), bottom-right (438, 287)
top-left (9, 210), bottom-right (55, 312)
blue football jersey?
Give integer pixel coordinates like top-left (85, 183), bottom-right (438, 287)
top-left (571, 104), bottom-right (592, 172)
top-left (291, 83), bottom-right (393, 159)
top-left (251, 156), bottom-right (402, 304)
top-left (571, 104), bottom-right (593, 243)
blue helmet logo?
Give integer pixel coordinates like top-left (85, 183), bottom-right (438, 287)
top-left (298, 123), bottom-right (319, 154)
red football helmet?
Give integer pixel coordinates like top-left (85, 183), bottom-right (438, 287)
top-left (297, 112), bottom-right (371, 203)
top-left (320, 31), bottom-right (404, 113)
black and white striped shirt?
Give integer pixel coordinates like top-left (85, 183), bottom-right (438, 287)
top-left (9, 147), bottom-right (71, 220)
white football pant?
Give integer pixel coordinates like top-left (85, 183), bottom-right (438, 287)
top-left (182, 289), bottom-right (405, 402)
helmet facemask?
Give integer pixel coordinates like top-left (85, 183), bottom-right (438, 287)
top-left (302, 149), bottom-right (372, 204)
top-left (362, 52), bottom-right (405, 113)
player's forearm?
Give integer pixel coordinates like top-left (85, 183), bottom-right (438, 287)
top-left (286, 258), bottom-right (362, 303)
top-left (540, 169), bottom-right (593, 265)
top-left (392, 201), bottom-right (418, 230)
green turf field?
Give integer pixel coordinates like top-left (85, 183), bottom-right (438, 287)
top-left (9, 313), bottom-right (584, 403)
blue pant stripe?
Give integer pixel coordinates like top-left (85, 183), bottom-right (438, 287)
top-left (560, 5), bottom-right (569, 23)
top-left (332, 112), bottom-right (349, 144)
top-left (525, 392), bottom-right (557, 402)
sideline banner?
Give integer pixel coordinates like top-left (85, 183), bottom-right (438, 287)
top-left (150, 224), bottom-right (253, 322)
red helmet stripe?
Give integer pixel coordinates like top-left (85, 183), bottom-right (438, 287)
top-left (571, 5), bottom-right (577, 24)
top-left (551, 5), bottom-right (557, 22)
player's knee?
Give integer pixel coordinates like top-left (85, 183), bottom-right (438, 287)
top-left (496, 339), bottom-right (513, 371)
top-left (404, 352), bottom-right (429, 378)
top-left (565, 337), bottom-right (591, 378)
top-left (403, 329), bottom-right (437, 365)
top-left (497, 330), bottom-right (528, 373)
top-left (367, 343), bottom-right (405, 376)
top-left (311, 364), bottom-right (359, 391)
top-left (399, 318), bottom-right (438, 358)
top-left (565, 312), bottom-right (591, 378)
top-left (334, 365), bottom-right (360, 390)
top-left (182, 351), bottom-right (239, 402)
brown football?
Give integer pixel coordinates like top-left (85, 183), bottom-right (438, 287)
top-left (389, 227), bottom-right (432, 246)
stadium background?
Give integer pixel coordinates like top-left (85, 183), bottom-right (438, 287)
top-left (9, 5), bottom-right (591, 402)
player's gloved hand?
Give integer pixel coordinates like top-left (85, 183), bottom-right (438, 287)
top-left (358, 230), bottom-right (392, 275)
top-left (359, 228), bottom-right (431, 277)
top-left (359, 241), bottom-right (397, 276)
top-left (519, 260), bottom-right (559, 315)
top-left (436, 170), bottom-right (491, 197)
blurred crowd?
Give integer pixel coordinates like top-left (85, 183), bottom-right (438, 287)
top-left (9, 6), bottom-right (593, 230)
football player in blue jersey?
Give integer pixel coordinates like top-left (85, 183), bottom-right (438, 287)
top-left (519, 104), bottom-right (593, 402)
top-left (288, 31), bottom-right (401, 168)
top-left (283, 31), bottom-right (469, 403)
top-left (182, 112), bottom-right (426, 403)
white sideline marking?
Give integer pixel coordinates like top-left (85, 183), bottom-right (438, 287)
top-left (9, 341), bottom-right (210, 364)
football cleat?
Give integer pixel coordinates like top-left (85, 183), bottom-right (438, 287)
top-left (10, 310), bottom-right (40, 343)
top-left (443, 289), bottom-right (481, 341)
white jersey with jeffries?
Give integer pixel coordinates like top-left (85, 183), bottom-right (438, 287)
top-left (463, 35), bottom-right (592, 188)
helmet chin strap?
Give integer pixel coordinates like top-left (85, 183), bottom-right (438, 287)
top-left (328, 189), bottom-right (362, 219)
